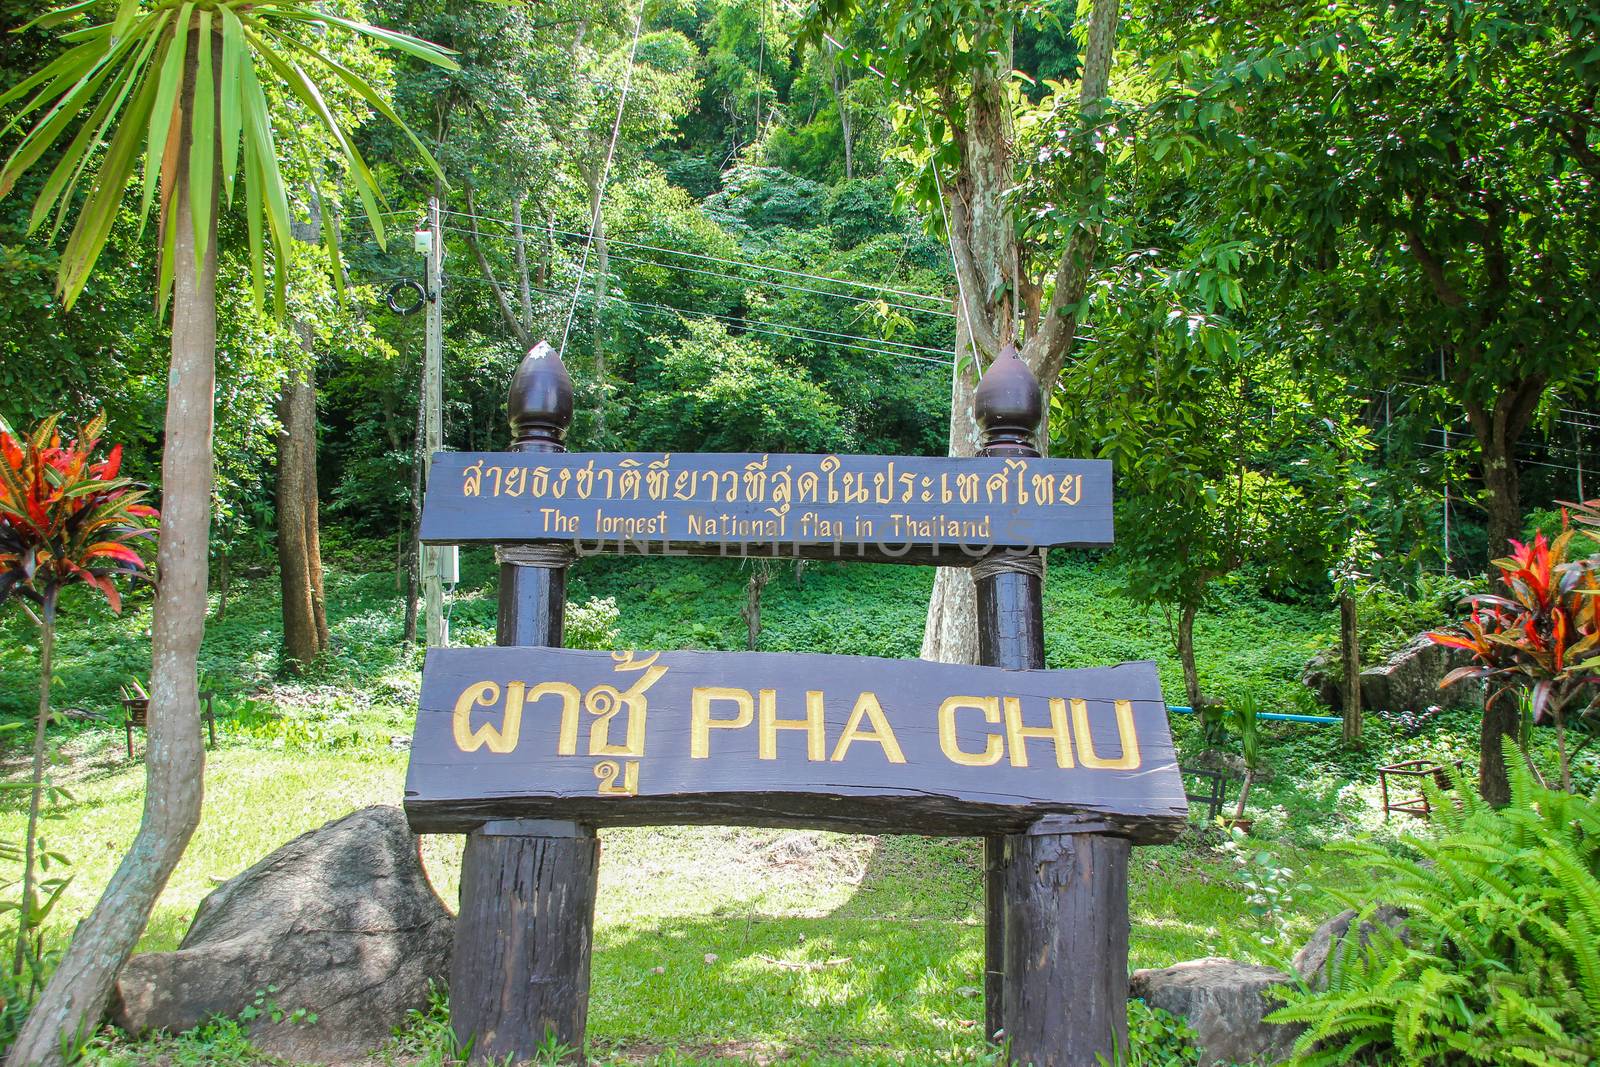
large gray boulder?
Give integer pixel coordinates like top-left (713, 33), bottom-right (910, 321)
top-left (1293, 905), bottom-right (1408, 990)
top-left (114, 805), bottom-right (452, 1064)
top-left (1303, 635), bottom-right (1483, 713)
top-left (1360, 635), bottom-right (1483, 714)
top-left (1130, 957), bottom-right (1301, 1066)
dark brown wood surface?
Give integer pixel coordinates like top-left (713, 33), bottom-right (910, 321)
top-left (1003, 827), bottom-right (1132, 1065)
top-left (403, 648), bottom-right (1185, 841)
top-left (418, 451), bottom-right (1113, 563)
top-left (450, 820), bottom-right (598, 1062)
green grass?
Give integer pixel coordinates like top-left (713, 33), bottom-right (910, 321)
top-left (10, 544), bottom-right (1577, 1064)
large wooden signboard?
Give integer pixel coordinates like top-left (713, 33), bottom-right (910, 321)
top-left (419, 451), bottom-right (1113, 562)
top-left (404, 648), bottom-right (1184, 840)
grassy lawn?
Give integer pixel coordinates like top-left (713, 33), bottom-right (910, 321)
top-left (2, 547), bottom-right (1529, 1064)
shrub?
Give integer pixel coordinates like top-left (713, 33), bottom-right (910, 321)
top-left (1269, 766), bottom-right (1600, 1065)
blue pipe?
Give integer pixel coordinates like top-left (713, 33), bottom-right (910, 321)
top-left (1166, 704), bottom-right (1341, 725)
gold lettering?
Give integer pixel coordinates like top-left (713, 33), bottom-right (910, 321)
top-left (1072, 698), bottom-right (1141, 769)
top-left (691, 686), bottom-right (754, 757)
top-left (938, 696), bottom-right (1003, 766)
top-left (1004, 696), bottom-right (1074, 768)
top-left (758, 688), bottom-right (826, 760)
top-left (453, 680), bottom-right (524, 753)
top-left (830, 691), bottom-right (906, 763)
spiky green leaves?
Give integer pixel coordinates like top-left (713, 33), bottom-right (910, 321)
top-left (0, 0), bottom-right (458, 315)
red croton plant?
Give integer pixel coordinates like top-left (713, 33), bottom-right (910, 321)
top-left (0, 412), bottom-right (157, 985)
top-left (1428, 522), bottom-right (1600, 793)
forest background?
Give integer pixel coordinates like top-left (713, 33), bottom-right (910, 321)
top-left (2, 0), bottom-right (1597, 684)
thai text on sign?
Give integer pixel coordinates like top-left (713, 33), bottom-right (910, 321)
top-left (418, 452), bottom-right (1113, 561)
top-left (404, 648), bottom-right (1185, 840)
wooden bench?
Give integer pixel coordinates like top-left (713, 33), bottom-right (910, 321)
top-left (124, 691), bottom-right (216, 758)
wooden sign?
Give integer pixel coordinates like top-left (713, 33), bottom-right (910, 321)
top-left (418, 451), bottom-right (1113, 563)
top-left (404, 648), bottom-right (1185, 841)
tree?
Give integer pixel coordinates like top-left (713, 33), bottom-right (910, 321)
top-left (1137, 0), bottom-right (1600, 565)
top-left (0, 413), bottom-right (156, 993)
top-left (1055, 246), bottom-right (1304, 709)
top-left (807, 0), bottom-right (1124, 663)
top-left (0, 3), bottom-right (451, 1059)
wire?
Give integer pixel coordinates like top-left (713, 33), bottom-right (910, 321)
top-left (437, 208), bottom-right (952, 309)
top-left (559, 0), bottom-right (647, 359)
top-left (440, 222), bottom-right (953, 320)
top-left (367, 271), bottom-right (953, 366)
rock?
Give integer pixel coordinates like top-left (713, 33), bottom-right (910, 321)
top-left (114, 805), bottom-right (452, 1064)
top-left (1130, 957), bottom-right (1301, 1066)
top-left (1301, 650), bottom-right (1342, 709)
top-left (1359, 635), bottom-right (1483, 714)
top-left (1293, 906), bottom-right (1408, 990)
top-left (1302, 634), bottom-right (1484, 713)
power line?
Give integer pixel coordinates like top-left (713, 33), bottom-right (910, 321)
top-left (438, 207), bottom-right (953, 309)
top-left (440, 221), bottom-right (955, 321)
top-left (370, 271), bottom-right (952, 366)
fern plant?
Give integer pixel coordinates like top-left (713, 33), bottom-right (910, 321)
top-left (1269, 765), bottom-right (1600, 1065)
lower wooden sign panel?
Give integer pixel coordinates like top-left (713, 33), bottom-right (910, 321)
top-left (404, 648), bottom-right (1186, 841)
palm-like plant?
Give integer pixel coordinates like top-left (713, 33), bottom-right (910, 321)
top-left (0, 413), bottom-right (157, 991)
top-left (0, 3), bottom-right (453, 1061)
top-left (1429, 528), bottom-right (1600, 792)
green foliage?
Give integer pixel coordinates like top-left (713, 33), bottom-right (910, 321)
top-left (0, 412), bottom-right (157, 613)
top-left (0, 0), bottom-right (455, 313)
top-left (1105, 1000), bottom-right (1202, 1067)
top-left (565, 595), bottom-right (622, 651)
top-left (634, 319), bottom-right (851, 454)
top-left (1270, 766), bottom-right (1600, 1064)
top-left (1220, 825), bottom-right (1309, 948)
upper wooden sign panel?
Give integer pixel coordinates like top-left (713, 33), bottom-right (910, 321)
top-left (419, 451), bottom-right (1113, 564)
top-left (403, 647), bottom-right (1185, 841)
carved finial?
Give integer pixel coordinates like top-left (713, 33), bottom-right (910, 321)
top-left (973, 341), bottom-right (1041, 456)
top-left (507, 341), bottom-right (573, 451)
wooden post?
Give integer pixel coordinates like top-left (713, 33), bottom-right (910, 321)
top-left (1004, 817), bottom-right (1131, 1063)
top-left (972, 343), bottom-right (1131, 1064)
top-left (423, 196), bottom-right (447, 646)
top-left (450, 342), bottom-right (600, 1063)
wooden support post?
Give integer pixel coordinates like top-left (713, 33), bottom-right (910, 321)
top-left (1004, 819), bottom-right (1131, 1064)
top-left (972, 343), bottom-right (1131, 1064)
top-left (450, 342), bottom-right (600, 1063)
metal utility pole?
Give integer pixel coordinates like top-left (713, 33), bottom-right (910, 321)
top-left (423, 196), bottom-right (447, 646)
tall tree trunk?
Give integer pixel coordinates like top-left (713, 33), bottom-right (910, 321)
top-left (279, 208), bottom-right (329, 672)
top-left (8, 31), bottom-right (215, 1064)
top-left (462, 184), bottom-right (532, 350)
top-left (919, 0), bottom-right (1119, 662)
top-left (1464, 375), bottom-right (1543, 565)
top-left (921, 307), bottom-right (983, 663)
top-left (1177, 601), bottom-right (1201, 710)
top-left (1339, 590), bottom-right (1361, 745)
top-left (277, 360), bottom-right (328, 671)
top-left (514, 198), bottom-right (534, 337)
top-left (826, 43), bottom-right (854, 180)
top-left (592, 191), bottom-right (609, 439)
top-left (1479, 687), bottom-right (1519, 806)
top-left (14, 587), bottom-right (58, 984)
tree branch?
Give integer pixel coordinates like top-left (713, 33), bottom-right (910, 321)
top-left (462, 183), bottom-right (532, 351)
top-left (1026, 0), bottom-right (1120, 390)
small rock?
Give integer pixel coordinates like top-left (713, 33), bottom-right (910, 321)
top-left (1293, 906), bottom-right (1408, 990)
top-left (1130, 957), bottom-right (1301, 1066)
top-left (703, 952), bottom-right (719, 965)
top-left (956, 986), bottom-right (981, 998)
top-left (651, 966), bottom-right (666, 975)
top-left (114, 805), bottom-right (452, 1064)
